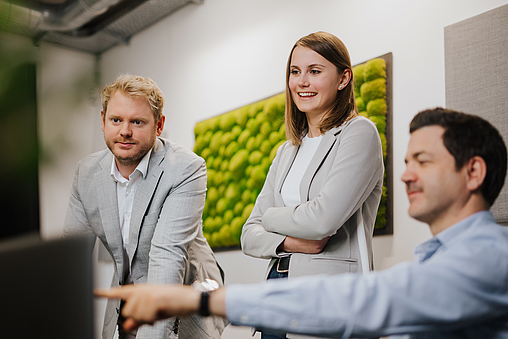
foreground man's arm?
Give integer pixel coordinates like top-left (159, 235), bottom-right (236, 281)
top-left (96, 285), bottom-right (226, 331)
top-left (97, 220), bottom-right (508, 338)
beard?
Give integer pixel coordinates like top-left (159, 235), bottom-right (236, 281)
top-left (106, 136), bottom-right (154, 169)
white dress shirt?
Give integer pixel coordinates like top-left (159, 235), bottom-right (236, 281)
top-left (110, 149), bottom-right (152, 284)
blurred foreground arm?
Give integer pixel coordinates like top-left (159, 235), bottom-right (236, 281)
top-left (97, 239), bottom-right (508, 338)
top-left (96, 285), bottom-right (226, 331)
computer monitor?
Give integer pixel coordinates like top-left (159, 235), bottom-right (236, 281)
top-left (0, 233), bottom-right (95, 338)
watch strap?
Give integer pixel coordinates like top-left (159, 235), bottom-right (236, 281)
top-left (199, 291), bottom-right (211, 316)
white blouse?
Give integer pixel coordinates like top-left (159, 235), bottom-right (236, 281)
top-left (280, 134), bottom-right (323, 207)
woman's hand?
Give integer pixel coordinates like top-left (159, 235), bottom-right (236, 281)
top-left (278, 236), bottom-right (330, 254)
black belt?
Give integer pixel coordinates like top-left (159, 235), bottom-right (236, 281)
top-left (276, 256), bottom-right (290, 273)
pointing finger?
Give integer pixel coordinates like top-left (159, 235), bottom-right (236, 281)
top-left (94, 286), bottom-right (134, 299)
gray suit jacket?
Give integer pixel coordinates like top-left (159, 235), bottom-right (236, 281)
top-left (63, 138), bottom-right (225, 339)
top-left (242, 116), bottom-right (384, 279)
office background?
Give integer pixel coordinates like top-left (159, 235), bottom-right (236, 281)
top-left (3, 0), bottom-right (506, 337)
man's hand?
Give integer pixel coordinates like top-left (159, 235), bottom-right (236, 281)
top-left (279, 236), bottom-right (330, 254)
top-left (95, 284), bottom-right (201, 331)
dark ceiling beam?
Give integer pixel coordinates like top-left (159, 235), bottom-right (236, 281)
top-left (65, 0), bottom-right (148, 37)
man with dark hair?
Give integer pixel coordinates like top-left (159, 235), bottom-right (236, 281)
top-left (409, 107), bottom-right (507, 206)
top-left (99, 108), bottom-right (508, 338)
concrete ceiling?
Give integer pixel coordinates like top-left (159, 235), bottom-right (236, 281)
top-left (0, 0), bottom-right (202, 54)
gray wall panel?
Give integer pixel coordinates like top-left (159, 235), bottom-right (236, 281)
top-left (445, 3), bottom-right (508, 221)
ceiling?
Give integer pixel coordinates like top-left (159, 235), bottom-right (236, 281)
top-left (0, 0), bottom-right (202, 54)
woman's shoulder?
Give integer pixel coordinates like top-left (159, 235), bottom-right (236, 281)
top-left (278, 139), bottom-right (296, 151)
top-left (325, 115), bottom-right (378, 137)
top-left (346, 115), bottom-right (377, 128)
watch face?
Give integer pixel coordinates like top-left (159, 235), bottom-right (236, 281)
top-left (193, 278), bottom-right (219, 292)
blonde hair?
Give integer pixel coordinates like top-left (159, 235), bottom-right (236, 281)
top-left (101, 74), bottom-right (164, 122)
top-left (285, 32), bottom-right (358, 145)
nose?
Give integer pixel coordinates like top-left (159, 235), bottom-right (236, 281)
top-left (401, 163), bottom-right (416, 184)
top-left (120, 122), bottom-right (133, 137)
top-left (298, 72), bottom-right (309, 87)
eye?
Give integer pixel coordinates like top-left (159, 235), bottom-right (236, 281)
top-left (112, 118), bottom-right (120, 123)
top-left (133, 120), bottom-right (142, 125)
top-left (310, 69), bottom-right (321, 75)
top-left (290, 69), bottom-right (300, 76)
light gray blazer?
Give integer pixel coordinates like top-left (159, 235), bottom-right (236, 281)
top-left (242, 116), bottom-right (384, 279)
top-left (63, 138), bottom-right (225, 339)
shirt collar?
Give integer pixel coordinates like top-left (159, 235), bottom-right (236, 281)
top-left (435, 210), bottom-right (494, 245)
top-left (414, 210), bottom-right (494, 263)
top-left (110, 149), bottom-right (152, 182)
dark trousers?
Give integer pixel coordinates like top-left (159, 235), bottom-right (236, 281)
top-left (261, 261), bottom-right (289, 339)
top-left (118, 300), bottom-right (137, 339)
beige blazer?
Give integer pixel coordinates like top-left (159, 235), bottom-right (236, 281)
top-left (63, 138), bottom-right (225, 339)
top-left (242, 116), bottom-right (384, 279)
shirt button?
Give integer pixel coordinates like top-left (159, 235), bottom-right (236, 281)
top-left (290, 319), bottom-right (299, 327)
top-left (240, 314), bottom-right (249, 323)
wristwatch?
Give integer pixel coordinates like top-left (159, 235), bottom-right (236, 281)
top-left (199, 290), bottom-right (212, 316)
top-left (193, 279), bottom-right (219, 317)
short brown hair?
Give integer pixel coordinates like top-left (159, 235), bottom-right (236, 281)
top-left (101, 74), bottom-right (164, 123)
top-left (410, 107), bottom-right (507, 206)
top-left (285, 32), bottom-right (358, 145)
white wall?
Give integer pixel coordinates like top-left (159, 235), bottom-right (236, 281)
top-left (32, 0), bottom-right (508, 338)
top-left (37, 43), bottom-right (102, 239)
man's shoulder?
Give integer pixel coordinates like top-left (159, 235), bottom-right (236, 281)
top-left (474, 218), bottom-right (508, 242)
top-left (452, 212), bottom-right (508, 250)
top-left (157, 138), bottom-right (204, 163)
top-left (451, 214), bottom-right (508, 284)
top-left (467, 211), bottom-right (507, 234)
top-left (76, 149), bottom-right (111, 172)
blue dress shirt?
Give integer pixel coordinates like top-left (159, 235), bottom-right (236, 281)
top-left (226, 211), bottom-right (508, 338)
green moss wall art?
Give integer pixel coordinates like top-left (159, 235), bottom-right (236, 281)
top-left (194, 53), bottom-right (392, 249)
top-left (194, 93), bottom-right (286, 249)
top-left (354, 53), bottom-right (393, 236)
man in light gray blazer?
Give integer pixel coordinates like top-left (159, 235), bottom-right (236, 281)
top-left (63, 75), bottom-right (224, 339)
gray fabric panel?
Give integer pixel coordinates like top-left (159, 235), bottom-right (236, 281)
top-left (445, 3), bottom-right (508, 221)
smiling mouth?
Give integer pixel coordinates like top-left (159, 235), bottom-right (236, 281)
top-left (406, 190), bottom-right (423, 197)
top-left (116, 141), bottom-right (135, 147)
top-left (298, 92), bottom-right (317, 97)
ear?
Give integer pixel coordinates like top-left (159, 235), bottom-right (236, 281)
top-left (101, 110), bottom-right (105, 132)
top-left (338, 69), bottom-right (352, 90)
top-left (465, 156), bottom-right (487, 192)
top-left (156, 115), bottom-right (166, 136)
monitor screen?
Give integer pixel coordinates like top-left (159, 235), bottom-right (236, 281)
top-left (0, 233), bottom-right (95, 338)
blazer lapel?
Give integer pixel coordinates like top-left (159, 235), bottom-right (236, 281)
top-left (300, 126), bottom-right (343, 202)
top-left (96, 154), bottom-right (125, 280)
top-left (127, 139), bottom-right (165, 263)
